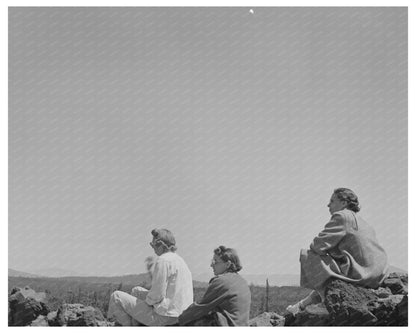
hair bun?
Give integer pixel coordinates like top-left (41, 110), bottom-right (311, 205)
top-left (213, 246), bottom-right (243, 273)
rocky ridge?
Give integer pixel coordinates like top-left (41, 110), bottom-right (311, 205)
top-left (249, 272), bottom-right (408, 326)
top-left (9, 272), bottom-right (408, 326)
top-left (8, 286), bottom-right (112, 326)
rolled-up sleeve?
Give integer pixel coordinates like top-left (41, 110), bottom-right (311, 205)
top-left (310, 213), bottom-right (347, 255)
top-left (145, 258), bottom-right (168, 306)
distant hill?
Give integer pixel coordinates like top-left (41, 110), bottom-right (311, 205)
top-left (243, 274), bottom-right (300, 286)
top-left (8, 271), bottom-right (208, 290)
top-left (30, 267), bottom-right (83, 278)
top-left (51, 273), bottom-right (151, 285)
top-left (8, 268), bottom-right (40, 278)
top-left (10, 264), bottom-right (405, 288)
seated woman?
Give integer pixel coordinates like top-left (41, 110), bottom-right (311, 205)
top-left (287, 188), bottom-right (388, 314)
top-left (107, 229), bottom-right (193, 326)
top-left (178, 246), bottom-right (251, 326)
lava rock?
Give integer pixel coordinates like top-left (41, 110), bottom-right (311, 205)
top-left (284, 305), bottom-right (330, 326)
top-left (64, 304), bottom-right (108, 326)
top-left (30, 315), bottom-right (49, 326)
top-left (325, 279), bottom-right (378, 325)
top-left (381, 273), bottom-right (408, 295)
top-left (8, 287), bottom-right (50, 326)
top-left (249, 312), bottom-right (285, 326)
top-left (284, 273), bottom-right (408, 326)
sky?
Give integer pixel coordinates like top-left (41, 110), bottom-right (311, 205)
top-left (8, 7), bottom-right (407, 277)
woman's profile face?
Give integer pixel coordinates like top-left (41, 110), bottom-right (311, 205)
top-left (150, 237), bottom-right (164, 256)
top-left (210, 254), bottom-right (229, 276)
top-left (327, 194), bottom-right (347, 215)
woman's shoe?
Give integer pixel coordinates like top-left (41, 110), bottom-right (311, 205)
top-left (286, 302), bottom-right (304, 315)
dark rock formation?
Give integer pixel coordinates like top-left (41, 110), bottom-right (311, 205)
top-left (65, 304), bottom-right (108, 326)
top-left (8, 286), bottom-right (50, 326)
top-left (9, 273), bottom-right (408, 327)
top-left (284, 303), bottom-right (331, 326)
top-left (45, 304), bottom-right (111, 326)
top-left (8, 286), bottom-right (111, 327)
top-left (47, 306), bottom-right (66, 326)
top-left (30, 315), bottom-right (49, 326)
top-left (382, 272), bottom-right (408, 295)
top-left (284, 273), bottom-right (408, 326)
top-left (249, 312), bottom-right (285, 326)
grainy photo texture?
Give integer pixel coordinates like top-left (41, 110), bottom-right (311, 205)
top-left (8, 7), bottom-right (407, 326)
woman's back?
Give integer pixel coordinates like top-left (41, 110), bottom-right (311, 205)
top-left (178, 272), bottom-right (251, 326)
top-left (212, 272), bottom-right (251, 326)
top-left (329, 209), bottom-right (388, 286)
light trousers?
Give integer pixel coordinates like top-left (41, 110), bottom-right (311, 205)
top-left (107, 286), bottom-right (178, 326)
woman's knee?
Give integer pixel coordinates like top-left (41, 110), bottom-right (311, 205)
top-left (132, 286), bottom-right (148, 293)
top-left (110, 290), bottom-right (124, 303)
top-left (131, 286), bottom-right (149, 300)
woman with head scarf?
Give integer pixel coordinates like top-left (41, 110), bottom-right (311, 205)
top-left (108, 228), bottom-right (193, 326)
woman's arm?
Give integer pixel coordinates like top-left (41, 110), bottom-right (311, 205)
top-left (310, 213), bottom-right (347, 255)
top-left (145, 258), bottom-right (168, 306)
top-left (179, 277), bottom-right (228, 325)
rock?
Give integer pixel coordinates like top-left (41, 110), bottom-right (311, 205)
top-left (45, 304), bottom-right (110, 326)
top-left (8, 286), bottom-right (111, 326)
top-left (325, 275), bottom-right (408, 326)
top-left (397, 295), bottom-right (408, 325)
top-left (249, 312), bottom-right (285, 326)
top-left (10, 287), bottom-right (21, 295)
top-left (373, 287), bottom-right (392, 298)
top-left (30, 315), bottom-right (49, 326)
top-left (325, 279), bottom-right (378, 325)
top-left (368, 294), bottom-right (405, 326)
top-left (381, 272), bottom-right (408, 295)
top-left (47, 308), bottom-right (66, 326)
top-left (284, 306), bottom-right (330, 326)
top-left (43, 303), bottom-right (109, 326)
top-left (63, 304), bottom-right (108, 326)
top-left (284, 273), bottom-right (408, 326)
top-left (8, 287), bottom-right (50, 326)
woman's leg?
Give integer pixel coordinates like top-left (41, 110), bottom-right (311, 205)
top-left (108, 290), bottom-right (157, 326)
top-left (108, 290), bottom-right (175, 326)
top-left (286, 290), bottom-right (322, 314)
top-left (300, 290), bottom-right (322, 307)
top-left (108, 291), bottom-right (136, 326)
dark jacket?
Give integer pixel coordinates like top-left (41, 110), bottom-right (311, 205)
top-left (178, 272), bottom-right (251, 326)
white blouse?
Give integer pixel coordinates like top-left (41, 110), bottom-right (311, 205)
top-left (145, 252), bottom-right (194, 317)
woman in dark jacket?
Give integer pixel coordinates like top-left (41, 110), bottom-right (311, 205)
top-left (178, 246), bottom-right (251, 326)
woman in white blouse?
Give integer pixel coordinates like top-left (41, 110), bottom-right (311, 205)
top-left (107, 229), bottom-right (193, 326)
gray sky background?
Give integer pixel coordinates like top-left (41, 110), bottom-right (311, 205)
top-left (9, 7), bottom-right (407, 277)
